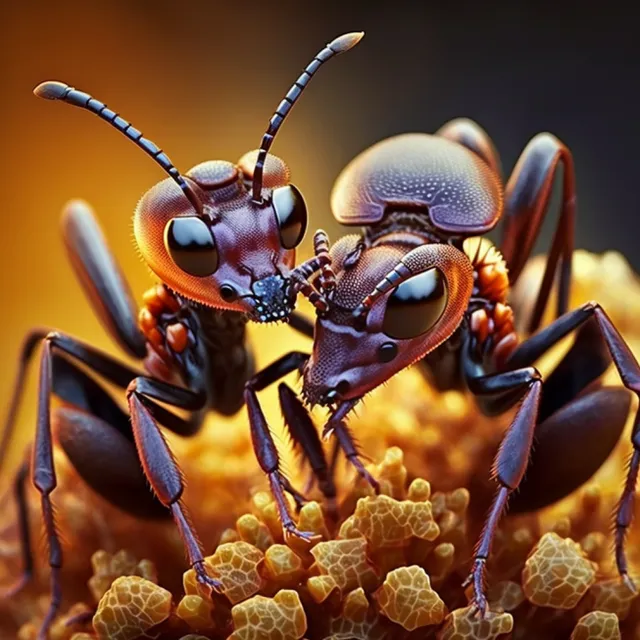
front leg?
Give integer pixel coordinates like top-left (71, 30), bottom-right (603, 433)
top-left (126, 378), bottom-right (221, 591)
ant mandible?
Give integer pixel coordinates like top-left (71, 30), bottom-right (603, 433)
top-left (0, 32), bottom-right (362, 639)
top-left (252, 123), bottom-right (639, 615)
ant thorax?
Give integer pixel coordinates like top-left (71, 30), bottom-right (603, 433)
top-left (463, 237), bottom-right (518, 370)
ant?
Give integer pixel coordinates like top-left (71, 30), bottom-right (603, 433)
top-left (0, 32), bottom-right (362, 638)
top-left (251, 123), bottom-right (640, 615)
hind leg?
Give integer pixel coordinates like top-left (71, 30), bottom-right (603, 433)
top-left (464, 301), bottom-right (640, 613)
top-left (436, 118), bottom-right (501, 176)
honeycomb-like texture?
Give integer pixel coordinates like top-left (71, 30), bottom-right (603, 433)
top-left (437, 606), bottom-right (513, 639)
top-left (374, 565), bottom-right (446, 629)
top-left (344, 493), bottom-right (440, 550)
top-left (310, 538), bottom-right (378, 592)
top-left (325, 588), bottom-right (386, 640)
top-left (89, 549), bottom-right (157, 603)
top-left (183, 542), bottom-right (264, 605)
top-left (2, 249), bottom-right (640, 639)
top-left (228, 590), bottom-right (306, 640)
top-left (522, 533), bottom-right (597, 609)
top-left (92, 576), bottom-right (172, 640)
top-left (176, 595), bottom-right (215, 632)
top-left (570, 611), bottom-right (621, 639)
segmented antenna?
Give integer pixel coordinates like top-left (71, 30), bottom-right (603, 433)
top-left (34, 81), bottom-right (204, 216)
top-left (251, 31), bottom-right (364, 204)
top-left (353, 261), bottom-right (414, 318)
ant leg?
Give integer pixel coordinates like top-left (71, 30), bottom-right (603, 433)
top-left (126, 378), bottom-right (221, 591)
top-left (500, 134), bottom-right (576, 333)
top-left (0, 461), bottom-right (33, 599)
top-left (288, 312), bottom-right (314, 338)
top-left (31, 341), bottom-right (65, 638)
top-left (244, 352), bottom-right (318, 539)
top-left (435, 118), bottom-right (501, 177)
top-left (323, 401), bottom-right (380, 493)
top-left (41, 334), bottom-right (214, 589)
top-left (62, 200), bottom-right (146, 359)
top-left (462, 367), bottom-right (543, 616)
top-left (0, 330), bottom-right (48, 477)
top-left (465, 302), bottom-right (640, 612)
top-left (278, 383), bottom-right (336, 515)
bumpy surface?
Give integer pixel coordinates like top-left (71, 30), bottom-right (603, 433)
top-left (374, 565), bottom-right (446, 629)
top-left (437, 606), bottom-right (513, 639)
top-left (570, 611), bottom-right (621, 639)
top-left (522, 532), bottom-right (597, 608)
top-left (2, 249), bottom-right (640, 639)
top-left (184, 542), bottom-right (264, 605)
top-left (92, 576), bottom-right (172, 640)
top-left (228, 590), bottom-right (307, 640)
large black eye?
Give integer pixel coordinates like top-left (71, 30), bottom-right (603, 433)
top-left (272, 184), bottom-right (307, 249)
top-left (164, 217), bottom-right (219, 277)
top-left (382, 268), bottom-right (448, 340)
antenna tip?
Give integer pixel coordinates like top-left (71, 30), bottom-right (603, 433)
top-left (329, 31), bottom-right (365, 54)
top-left (33, 81), bottom-right (69, 100)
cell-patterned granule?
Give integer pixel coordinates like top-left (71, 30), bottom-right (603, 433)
top-left (570, 611), bottom-right (620, 639)
top-left (92, 576), bottom-right (172, 640)
top-left (88, 549), bottom-right (157, 603)
top-left (307, 575), bottom-right (340, 604)
top-left (183, 541), bottom-right (264, 604)
top-left (373, 447), bottom-right (407, 499)
top-left (437, 606), bottom-right (513, 639)
top-left (488, 580), bottom-right (525, 612)
top-left (229, 589), bottom-right (307, 640)
top-left (375, 565), bottom-right (446, 630)
top-left (326, 587), bottom-right (386, 640)
top-left (236, 514), bottom-right (274, 551)
top-left (522, 533), bottom-right (596, 609)
top-left (578, 578), bottom-right (639, 620)
top-left (311, 538), bottom-right (378, 592)
top-left (176, 594), bottom-right (215, 631)
top-left (264, 544), bottom-right (305, 586)
top-left (287, 501), bottom-right (329, 557)
top-left (349, 494), bottom-right (439, 551)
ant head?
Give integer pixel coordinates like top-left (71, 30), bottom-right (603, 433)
top-left (302, 236), bottom-right (474, 406)
top-left (134, 152), bottom-right (306, 320)
top-left (34, 32), bottom-right (363, 322)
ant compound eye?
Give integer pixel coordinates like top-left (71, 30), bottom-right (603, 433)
top-left (272, 184), bottom-right (307, 249)
top-left (164, 217), bottom-right (219, 277)
top-left (219, 284), bottom-right (238, 302)
top-left (377, 342), bottom-right (398, 363)
top-left (382, 268), bottom-right (448, 340)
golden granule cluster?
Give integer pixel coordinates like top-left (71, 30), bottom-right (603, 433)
top-left (1, 249), bottom-right (640, 639)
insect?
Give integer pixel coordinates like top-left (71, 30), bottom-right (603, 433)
top-left (254, 122), bottom-right (640, 615)
top-left (0, 32), bottom-right (362, 638)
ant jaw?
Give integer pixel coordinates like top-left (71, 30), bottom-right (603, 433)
top-left (248, 274), bottom-right (295, 323)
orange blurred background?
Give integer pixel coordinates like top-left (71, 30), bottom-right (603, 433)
top-left (1, 1), bottom-right (638, 473)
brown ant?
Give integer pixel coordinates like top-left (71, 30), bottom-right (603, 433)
top-left (253, 123), bottom-right (639, 615)
top-left (0, 32), bottom-right (362, 638)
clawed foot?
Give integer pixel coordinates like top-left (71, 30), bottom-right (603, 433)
top-left (621, 571), bottom-right (638, 594)
top-left (193, 560), bottom-right (223, 593)
top-left (283, 521), bottom-right (321, 543)
top-left (463, 558), bottom-right (489, 618)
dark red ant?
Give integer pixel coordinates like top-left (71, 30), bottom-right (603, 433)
top-left (252, 123), bottom-right (640, 615)
top-left (0, 32), bottom-right (362, 638)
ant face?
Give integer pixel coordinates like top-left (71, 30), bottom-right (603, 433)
top-left (302, 236), bottom-right (474, 406)
top-left (134, 153), bottom-right (307, 322)
top-left (35, 33), bottom-right (363, 323)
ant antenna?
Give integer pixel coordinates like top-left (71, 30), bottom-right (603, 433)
top-left (34, 81), bottom-right (204, 216)
top-left (251, 31), bottom-right (364, 204)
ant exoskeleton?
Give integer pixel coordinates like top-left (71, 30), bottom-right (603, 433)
top-left (0, 32), bottom-right (362, 638)
top-left (253, 124), bottom-right (640, 615)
